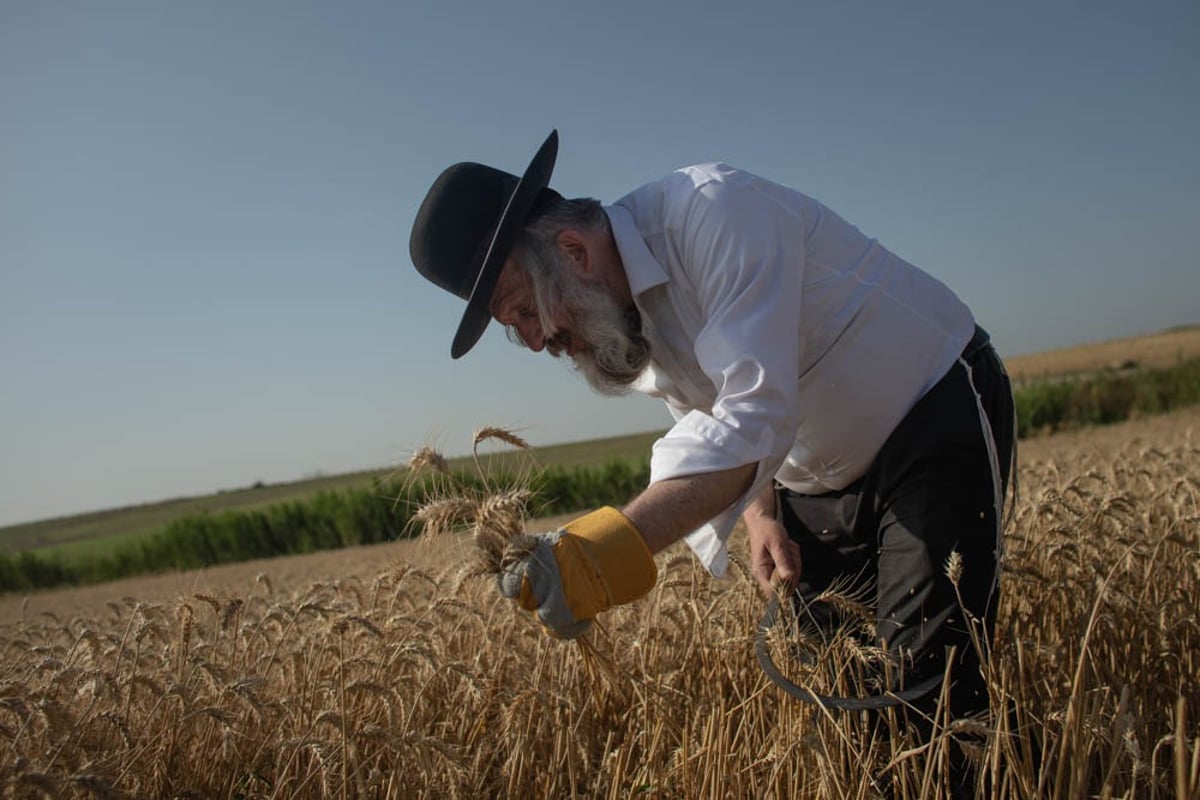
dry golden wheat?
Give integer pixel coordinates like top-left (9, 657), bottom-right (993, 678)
top-left (0, 419), bottom-right (1197, 797)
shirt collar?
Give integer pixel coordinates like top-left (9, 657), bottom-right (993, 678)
top-left (604, 204), bottom-right (668, 298)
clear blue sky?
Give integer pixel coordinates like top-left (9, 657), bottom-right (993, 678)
top-left (2, 1), bottom-right (1197, 527)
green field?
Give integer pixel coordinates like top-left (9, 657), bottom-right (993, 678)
top-left (0, 430), bottom-right (665, 561)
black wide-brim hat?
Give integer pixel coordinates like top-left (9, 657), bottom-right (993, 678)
top-left (409, 130), bottom-right (562, 358)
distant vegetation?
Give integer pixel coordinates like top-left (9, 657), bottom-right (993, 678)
top-left (0, 431), bottom-right (664, 555)
top-left (1013, 356), bottom-right (1200, 434)
top-left (1, 357), bottom-right (1198, 594)
top-left (0, 458), bottom-right (652, 593)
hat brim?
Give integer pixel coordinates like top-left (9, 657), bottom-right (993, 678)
top-left (451, 130), bottom-right (559, 359)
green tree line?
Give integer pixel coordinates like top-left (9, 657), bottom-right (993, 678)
top-left (1013, 356), bottom-right (1200, 433)
top-left (2, 357), bottom-right (1197, 594)
top-left (0, 460), bottom-right (652, 594)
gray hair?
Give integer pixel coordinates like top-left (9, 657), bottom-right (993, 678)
top-left (523, 195), bottom-right (609, 246)
top-left (514, 196), bottom-right (610, 332)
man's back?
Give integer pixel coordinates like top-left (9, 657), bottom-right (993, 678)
top-left (612, 163), bottom-right (976, 495)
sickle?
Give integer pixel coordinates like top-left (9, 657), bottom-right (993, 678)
top-left (755, 595), bottom-right (944, 711)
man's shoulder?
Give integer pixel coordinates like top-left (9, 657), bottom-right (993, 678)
top-left (615, 163), bottom-right (762, 223)
top-left (627, 162), bottom-right (752, 195)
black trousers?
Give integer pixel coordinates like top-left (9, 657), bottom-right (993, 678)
top-left (778, 326), bottom-right (1015, 722)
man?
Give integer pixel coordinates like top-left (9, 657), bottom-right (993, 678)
top-left (410, 130), bottom-right (1015, 791)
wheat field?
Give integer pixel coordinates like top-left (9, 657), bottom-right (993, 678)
top-left (1003, 326), bottom-right (1200, 384)
top-left (1, 410), bottom-right (1198, 798)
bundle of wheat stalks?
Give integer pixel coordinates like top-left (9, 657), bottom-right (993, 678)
top-left (0, 425), bottom-right (1197, 798)
top-left (408, 427), bottom-right (542, 581)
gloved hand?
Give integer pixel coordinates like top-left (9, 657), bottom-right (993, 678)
top-left (497, 506), bottom-right (658, 639)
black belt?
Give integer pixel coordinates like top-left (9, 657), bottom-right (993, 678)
top-left (962, 324), bottom-right (992, 362)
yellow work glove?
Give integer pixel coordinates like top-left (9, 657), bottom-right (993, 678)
top-left (497, 507), bottom-right (658, 638)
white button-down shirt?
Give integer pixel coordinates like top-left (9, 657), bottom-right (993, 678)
top-left (607, 163), bottom-right (974, 577)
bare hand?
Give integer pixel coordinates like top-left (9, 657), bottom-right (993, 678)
top-left (746, 516), bottom-right (802, 598)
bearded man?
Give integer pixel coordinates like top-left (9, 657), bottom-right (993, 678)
top-left (410, 131), bottom-right (1015, 795)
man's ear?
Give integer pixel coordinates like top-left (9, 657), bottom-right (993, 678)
top-left (555, 229), bottom-right (590, 276)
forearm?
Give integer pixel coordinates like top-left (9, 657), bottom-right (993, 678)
top-left (622, 462), bottom-right (757, 554)
top-left (742, 480), bottom-right (776, 525)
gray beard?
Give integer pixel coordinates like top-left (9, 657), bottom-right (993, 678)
top-left (569, 305), bottom-right (651, 396)
top-left (546, 280), bottom-right (651, 396)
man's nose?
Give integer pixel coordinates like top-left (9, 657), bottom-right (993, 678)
top-left (517, 317), bottom-right (546, 352)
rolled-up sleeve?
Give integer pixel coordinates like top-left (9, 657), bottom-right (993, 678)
top-left (646, 172), bottom-right (807, 576)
